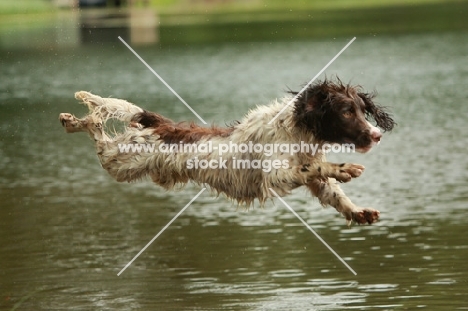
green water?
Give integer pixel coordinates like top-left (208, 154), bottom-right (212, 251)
top-left (1, 31), bottom-right (468, 310)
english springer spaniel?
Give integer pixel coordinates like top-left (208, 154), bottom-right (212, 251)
top-left (59, 79), bottom-right (395, 225)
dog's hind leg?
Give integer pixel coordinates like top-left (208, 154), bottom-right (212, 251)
top-left (59, 112), bottom-right (107, 142)
top-left (60, 91), bottom-right (146, 141)
top-left (59, 110), bottom-right (156, 182)
top-left (60, 92), bottom-right (162, 183)
top-left (74, 91), bottom-right (144, 123)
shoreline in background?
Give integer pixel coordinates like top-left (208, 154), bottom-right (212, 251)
top-left (1, 0), bottom-right (467, 48)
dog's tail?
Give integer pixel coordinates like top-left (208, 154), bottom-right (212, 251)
top-left (75, 91), bottom-right (144, 124)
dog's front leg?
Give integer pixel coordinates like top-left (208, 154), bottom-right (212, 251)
top-left (298, 162), bottom-right (365, 183)
top-left (269, 161), bottom-right (364, 196)
top-left (307, 178), bottom-right (380, 225)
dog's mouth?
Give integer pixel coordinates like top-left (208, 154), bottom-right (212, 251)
top-left (342, 129), bottom-right (382, 154)
top-left (355, 124), bottom-right (383, 153)
top-left (355, 144), bottom-right (374, 153)
top-left (357, 138), bottom-right (382, 154)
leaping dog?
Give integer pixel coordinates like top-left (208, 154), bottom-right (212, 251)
top-left (59, 79), bottom-right (395, 225)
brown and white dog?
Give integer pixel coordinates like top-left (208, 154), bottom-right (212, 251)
top-left (59, 79), bottom-right (395, 225)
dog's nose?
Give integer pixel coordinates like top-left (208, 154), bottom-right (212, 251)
top-left (367, 122), bottom-right (383, 143)
top-left (371, 129), bottom-right (382, 142)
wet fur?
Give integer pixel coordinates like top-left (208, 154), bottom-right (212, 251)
top-left (59, 79), bottom-right (395, 225)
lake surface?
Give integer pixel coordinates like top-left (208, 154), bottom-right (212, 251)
top-left (1, 31), bottom-right (468, 310)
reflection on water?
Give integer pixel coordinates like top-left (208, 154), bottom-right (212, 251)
top-left (1, 32), bottom-right (468, 310)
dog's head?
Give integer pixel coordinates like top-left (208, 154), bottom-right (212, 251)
top-left (292, 79), bottom-right (395, 153)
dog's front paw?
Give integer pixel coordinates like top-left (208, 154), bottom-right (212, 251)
top-left (349, 207), bottom-right (380, 225)
top-left (334, 163), bottom-right (365, 182)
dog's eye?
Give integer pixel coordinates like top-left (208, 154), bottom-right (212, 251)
top-left (343, 111), bottom-right (353, 118)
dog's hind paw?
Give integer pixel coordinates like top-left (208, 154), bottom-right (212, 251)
top-left (75, 91), bottom-right (93, 101)
top-left (59, 113), bottom-right (87, 133)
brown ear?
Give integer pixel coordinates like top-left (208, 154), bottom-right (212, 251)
top-left (358, 93), bottom-right (396, 131)
top-left (291, 80), bottom-right (333, 139)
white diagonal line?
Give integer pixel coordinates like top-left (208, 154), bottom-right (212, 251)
top-left (118, 36), bottom-right (208, 125)
top-left (268, 37), bottom-right (356, 125)
top-left (117, 188), bottom-right (206, 276)
top-left (268, 188), bottom-right (357, 275)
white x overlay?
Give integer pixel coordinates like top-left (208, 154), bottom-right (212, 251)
top-left (269, 188), bottom-right (357, 275)
top-left (117, 36), bottom-right (358, 275)
top-left (268, 37), bottom-right (356, 124)
top-left (117, 188), bottom-right (206, 276)
top-left (118, 36), bottom-right (207, 124)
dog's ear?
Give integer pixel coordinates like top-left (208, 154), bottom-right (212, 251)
top-left (291, 81), bottom-right (333, 139)
top-left (305, 80), bottom-right (334, 108)
top-left (358, 92), bottom-right (396, 131)
top-left (290, 80), bottom-right (334, 107)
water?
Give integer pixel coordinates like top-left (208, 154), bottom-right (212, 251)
top-left (1, 32), bottom-right (468, 310)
